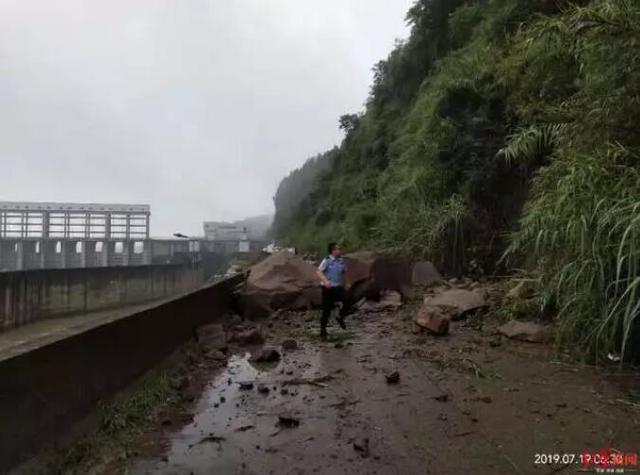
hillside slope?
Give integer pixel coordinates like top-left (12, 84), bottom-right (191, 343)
top-left (273, 0), bottom-right (640, 362)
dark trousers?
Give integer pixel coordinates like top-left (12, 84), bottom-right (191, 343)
top-left (321, 286), bottom-right (351, 332)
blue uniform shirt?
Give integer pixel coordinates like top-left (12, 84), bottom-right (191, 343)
top-left (318, 255), bottom-right (346, 287)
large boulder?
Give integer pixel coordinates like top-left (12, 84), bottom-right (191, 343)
top-left (415, 304), bottom-right (450, 335)
top-left (344, 252), bottom-right (412, 301)
top-left (239, 252), bottom-right (321, 318)
top-left (497, 321), bottom-right (550, 343)
top-left (411, 261), bottom-right (443, 287)
top-left (423, 288), bottom-right (487, 321)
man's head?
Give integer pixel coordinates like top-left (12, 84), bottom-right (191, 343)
top-left (328, 242), bottom-right (342, 257)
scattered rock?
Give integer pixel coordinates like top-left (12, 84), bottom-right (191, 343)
top-left (236, 425), bottom-right (255, 432)
top-left (411, 261), bottom-right (443, 287)
top-left (277, 414), bottom-right (300, 428)
top-left (414, 304), bottom-right (450, 335)
top-left (233, 327), bottom-right (265, 346)
top-left (385, 371), bottom-right (400, 384)
top-left (195, 323), bottom-right (227, 351)
top-left (353, 438), bottom-right (370, 458)
top-left (497, 320), bottom-right (551, 343)
top-left (433, 393), bottom-right (449, 402)
top-left (475, 395), bottom-right (492, 404)
top-left (334, 342), bottom-right (344, 349)
top-left (205, 349), bottom-right (227, 361)
top-left (423, 289), bottom-right (488, 320)
top-left (238, 381), bottom-right (254, 390)
top-left (190, 435), bottom-right (225, 448)
top-left (251, 346), bottom-right (281, 363)
top-left (379, 290), bottom-right (403, 309)
top-left (282, 339), bottom-right (298, 351)
top-left (506, 280), bottom-right (536, 300)
top-left (257, 383), bottom-right (270, 394)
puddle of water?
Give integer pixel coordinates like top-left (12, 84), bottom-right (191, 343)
top-left (133, 349), bottom-right (331, 474)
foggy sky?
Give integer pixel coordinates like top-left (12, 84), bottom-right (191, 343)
top-left (0, 0), bottom-right (412, 236)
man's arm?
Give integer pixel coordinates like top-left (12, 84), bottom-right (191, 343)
top-left (317, 259), bottom-right (332, 288)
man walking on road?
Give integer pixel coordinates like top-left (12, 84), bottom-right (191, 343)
top-left (316, 242), bottom-right (351, 339)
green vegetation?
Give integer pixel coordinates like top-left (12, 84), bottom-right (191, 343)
top-left (45, 371), bottom-right (174, 474)
top-left (274, 0), bottom-right (640, 362)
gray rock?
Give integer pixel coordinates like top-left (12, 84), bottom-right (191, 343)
top-left (412, 261), bottom-right (443, 287)
top-left (497, 320), bottom-right (550, 343)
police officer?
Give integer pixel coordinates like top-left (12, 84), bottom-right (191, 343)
top-left (316, 242), bottom-right (351, 339)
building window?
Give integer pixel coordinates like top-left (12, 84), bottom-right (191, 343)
top-left (75, 241), bottom-right (83, 254)
top-left (133, 241), bottom-right (144, 254)
top-left (95, 241), bottom-right (103, 253)
top-left (35, 241), bottom-right (40, 254)
top-left (55, 241), bottom-right (62, 254)
top-left (114, 241), bottom-right (123, 254)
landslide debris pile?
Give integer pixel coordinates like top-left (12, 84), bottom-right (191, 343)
top-left (272, 0), bottom-right (640, 362)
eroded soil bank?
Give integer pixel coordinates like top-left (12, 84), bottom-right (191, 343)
top-left (102, 301), bottom-right (640, 475)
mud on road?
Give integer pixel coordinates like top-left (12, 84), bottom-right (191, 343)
top-left (112, 305), bottom-right (638, 475)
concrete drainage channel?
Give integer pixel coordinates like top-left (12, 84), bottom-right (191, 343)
top-left (0, 274), bottom-right (244, 473)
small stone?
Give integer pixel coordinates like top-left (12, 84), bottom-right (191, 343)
top-left (238, 381), bottom-right (254, 390)
top-left (277, 414), bottom-right (300, 428)
top-left (258, 384), bottom-right (270, 394)
top-left (251, 346), bottom-right (281, 363)
top-left (385, 371), bottom-right (400, 384)
top-left (353, 438), bottom-right (370, 458)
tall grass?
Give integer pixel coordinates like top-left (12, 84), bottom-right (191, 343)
top-left (504, 0), bottom-right (640, 362)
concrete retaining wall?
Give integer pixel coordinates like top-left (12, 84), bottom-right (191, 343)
top-left (0, 264), bottom-right (202, 331)
top-left (0, 274), bottom-right (243, 472)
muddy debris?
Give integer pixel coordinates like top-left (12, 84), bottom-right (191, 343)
top-left (251, 346), bottom-right (281, 363)
top-left (433, 393), bottom-right (449, 402)
top-left (281, 339), bottom-right (298, 351)
top-left (171, 375), bottom-right (190, 391)
top-left (238, 381), bottom-right (254, 390)
top-left (195, 323), bottom-right (228, 351)
top-left (257, 383), bottom-right (270, 394)
top-left (385, 371), bottom-right (400, 384)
